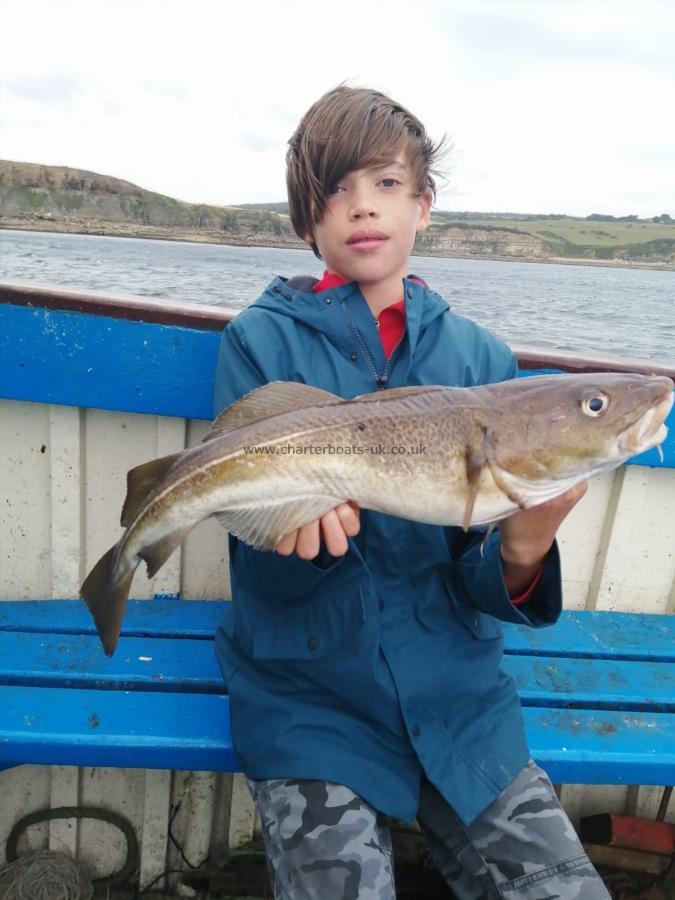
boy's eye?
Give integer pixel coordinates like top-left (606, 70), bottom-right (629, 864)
top-left (380, 178), bottom-right (400, 188)
top-left (327, 184), bottom-right (344, 196)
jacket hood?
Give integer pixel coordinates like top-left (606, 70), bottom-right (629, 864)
top-left (250, 275), bottom-right (450, 357)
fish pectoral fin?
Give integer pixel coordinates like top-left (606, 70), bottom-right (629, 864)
top-left (122, 452), bottom-right (183, 527)
top-left (462, 444), bottom-right (487, 532)
top-left (215, 495), bottom-right (346, 551)
top-left (139, 527), bottom-right (191, 579)
top-left (204, 382), bottom-right (344, 442)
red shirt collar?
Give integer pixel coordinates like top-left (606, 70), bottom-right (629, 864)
top-left (312, 271), bottom-right (349, 293)
top-left (311, 271), bottom-right (426, 294)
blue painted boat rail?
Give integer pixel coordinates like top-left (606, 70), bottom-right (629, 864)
top-left (1, 281), bottom-right (674, 468)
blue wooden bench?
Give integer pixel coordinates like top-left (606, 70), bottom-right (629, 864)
top-left (1, 598), bottom-right (674, 785)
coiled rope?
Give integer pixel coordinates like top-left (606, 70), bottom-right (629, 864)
top-left (1, 806), bottom-right (139, 898)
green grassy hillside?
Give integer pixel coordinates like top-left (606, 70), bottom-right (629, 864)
top-left (428, 212), bottom-right (674, 261)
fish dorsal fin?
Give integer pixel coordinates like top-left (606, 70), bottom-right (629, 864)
top-left (121, 452), bottom-right (183, 527)
top-left (352, 385), bottom-right (446, 403)
top-left (203, 381), bottom-right (344, 442)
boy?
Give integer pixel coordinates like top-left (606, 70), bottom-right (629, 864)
top-left (213, 87), bottom-right (608, 899)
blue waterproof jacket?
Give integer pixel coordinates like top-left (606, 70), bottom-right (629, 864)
top-left (213, 275), bottom-right (562, 826)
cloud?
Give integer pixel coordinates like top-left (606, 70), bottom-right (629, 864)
top-left (6, 71), bottom-right (84, 104)
top-left (0, 0), bottom-right (672, 217)
top-left (240, 134), bottom-right (278, 153)
top-left (138, 80), bottom-right (189, 101)
top-left (448, 2), bottom-right (675, 72)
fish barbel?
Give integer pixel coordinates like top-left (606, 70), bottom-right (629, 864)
top-left (81, 372), bottom-right (673, 655)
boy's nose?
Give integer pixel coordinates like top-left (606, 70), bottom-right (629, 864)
top-left (348, 187), bottom-right (379, 220)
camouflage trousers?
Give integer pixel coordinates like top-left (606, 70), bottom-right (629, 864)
top-left (246, 760), bottom-right (610, 899)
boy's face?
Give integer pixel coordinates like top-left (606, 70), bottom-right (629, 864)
top-left (305, 153), bottom-right (432, 292)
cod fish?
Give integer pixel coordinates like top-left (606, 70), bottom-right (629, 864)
top-left (81, 373), bottom-right (673, 655)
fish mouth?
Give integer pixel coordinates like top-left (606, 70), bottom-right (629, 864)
top-left (619, 386), bottom-right (673, 457)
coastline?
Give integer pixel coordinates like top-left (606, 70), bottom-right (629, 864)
top-left (1, 218), bottom-right (673, 272)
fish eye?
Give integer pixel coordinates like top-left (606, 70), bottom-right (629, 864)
top-left (581, 394), bottom-right (609, 417)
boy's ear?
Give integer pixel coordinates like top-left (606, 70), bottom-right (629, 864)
top-left (415, 190), bottom-right (434, 234)
top-left (416, 189), bottom-right (433, 234)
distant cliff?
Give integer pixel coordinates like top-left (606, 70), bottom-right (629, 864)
top-left (0, 160), bottom-right (301, 247)
top-left (1, 160), bottom-right (672, 268)
top-left (415, 224), bottom-right (548, 259)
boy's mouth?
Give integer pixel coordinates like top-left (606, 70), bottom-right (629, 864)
top-left (346, 230), bottom-right (388, 252)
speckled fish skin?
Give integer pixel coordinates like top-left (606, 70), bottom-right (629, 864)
top-left (80, 372), bottom-right (673, 655)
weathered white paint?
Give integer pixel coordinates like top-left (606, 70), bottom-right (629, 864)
top-left (228, 772), bottom-right (258, 850)
top-left (80, 766), bottom-right (145, 881)
top-left (0, 400), bottom-right (230, 601)
top-left (49, 765), bottom-right (79, 856)
top-left (592, 467), bottom-right (675, 613)
top-left (555, 473), bottom-right (615, 610)
top-left (49, 405), bottom-right (82, 597)
top-left (1, 398), bottom-right (673, 888)
top-left (139, 769), bottom-right (172, 891)
top-left (173, 771), bottom-right (216, 897)
top-left (0, 400), bottom-right (52, 597)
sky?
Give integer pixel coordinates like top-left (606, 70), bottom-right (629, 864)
top-left (1, 0), bottom-right (674, 218)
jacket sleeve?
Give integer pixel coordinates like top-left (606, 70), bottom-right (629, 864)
top-left (213, 318), bottom-right (347, 580)
top-left (447, 528), bottom-right (562, 627)
top-left (444, 344), bottom-right (562, 629)
top-left (213, 320), bottom-right (268, 415)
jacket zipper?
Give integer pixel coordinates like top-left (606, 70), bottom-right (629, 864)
top-left (341, 300), bottom-right (404, 390)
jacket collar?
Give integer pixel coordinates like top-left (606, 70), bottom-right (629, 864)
top-left (252, 275), bottom-right (448, 363)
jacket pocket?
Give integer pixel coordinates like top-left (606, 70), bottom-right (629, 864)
top-left (252, 579), bottom-right (367, 660)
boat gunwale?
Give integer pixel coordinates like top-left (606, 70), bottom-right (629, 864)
top-left (1, 280), bottom-right (674, 379)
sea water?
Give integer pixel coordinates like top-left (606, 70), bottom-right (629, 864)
top-left (1, 229), bottom-right (673, 364)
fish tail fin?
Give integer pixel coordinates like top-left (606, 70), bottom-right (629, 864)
top-left (80, 545), bottom-right (136, 657)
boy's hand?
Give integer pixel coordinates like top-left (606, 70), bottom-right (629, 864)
top-left (499, 481), bottom-right (588, 595)
top-left (275, 502), bottom-right (360, 559)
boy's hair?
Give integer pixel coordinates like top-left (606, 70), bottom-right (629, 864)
top-left (287, 85), bottom-right (446, 257)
